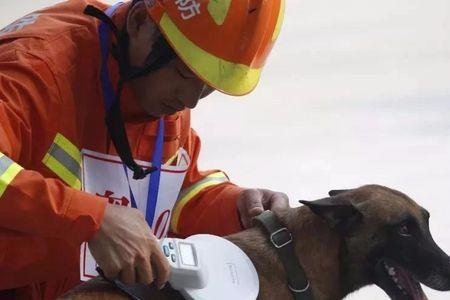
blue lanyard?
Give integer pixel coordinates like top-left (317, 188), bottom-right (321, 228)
top-left (99, 2), bottom-right (163, 226)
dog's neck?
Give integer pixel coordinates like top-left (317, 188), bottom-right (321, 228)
top-left (227, 207), bottom-right (364, 300)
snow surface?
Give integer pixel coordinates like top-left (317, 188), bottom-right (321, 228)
top-left (1, 1), bottom-right (449, 299)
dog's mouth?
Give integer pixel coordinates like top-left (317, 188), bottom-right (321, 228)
top-left (375, 259), bottom-right (427, 300)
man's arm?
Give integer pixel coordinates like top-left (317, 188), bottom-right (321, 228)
top-left (170, 129), bottom-right (244, 237)
top-left (0, 50), bottom-right (170, 288)
top-left (0, 50), bottom-right (107, 246)
top-left (171, 129), bottom-right (290, 238)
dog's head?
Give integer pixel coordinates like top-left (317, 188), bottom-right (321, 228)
top-left (300, 185), bottom-right (450, 300)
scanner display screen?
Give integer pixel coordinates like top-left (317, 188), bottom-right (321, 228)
top-left (179, 243), bottom-right (196, 266)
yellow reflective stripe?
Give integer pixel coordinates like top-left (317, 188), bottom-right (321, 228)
top-left (160, 13), bottom-right (262, 96)
top-left (272, 0), bottom-right (285, 42)
top-left (42, 134), bottom-right (82, 190)
top-left (207, 0), bottom-right (232, 26)
top-left (0, 153), bottom-right (23, 198)
top-left (171, 172), bottom-right (229, 233)
top-left (43, 153), bottom-right (81, 190)
top-left (164, 150), bottom-right (179, 167)
top-left (53, 133), bottom-right (81, 165)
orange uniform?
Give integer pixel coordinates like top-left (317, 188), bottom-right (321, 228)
top-left (0, 1), bottom-right (244, 298)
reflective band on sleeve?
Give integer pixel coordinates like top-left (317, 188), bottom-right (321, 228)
top-left (49, 143), bottom-right (81, 177)
top-left (42, 133), bottom-right (82, 190)
top-left (52, 134), bottom-right (82, 165)
top-left (0, 153), bottom-right (23, 198)
top-left (170, 171), bottom-right (229, 233)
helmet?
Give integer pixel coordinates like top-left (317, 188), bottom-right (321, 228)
top-left (144, 0), bottom-right (285, 96)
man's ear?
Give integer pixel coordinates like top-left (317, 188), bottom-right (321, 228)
top-left (126, 2), bottom-right (159, 66)
top-left (299, 196), bottom-right (362, 235)
top-left (127, 1), bottom-right (157, 39)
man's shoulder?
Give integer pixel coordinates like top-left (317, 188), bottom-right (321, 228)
top-left (0, 0), bottom-right (106, 66)
top-left (0, 0), bottom-right (106, 39)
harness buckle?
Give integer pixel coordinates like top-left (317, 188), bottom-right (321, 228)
top-left (270, 227), bottom-right (293, 249)
top-left (289, 281), bottom-right (311, 294)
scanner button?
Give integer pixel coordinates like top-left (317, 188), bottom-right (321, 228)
top-left (171, 254), bottom-right (177, 263)
top-left (163, 246), bottom-right (170, 257)
top-left (169, 242), bottom-right (175, 250)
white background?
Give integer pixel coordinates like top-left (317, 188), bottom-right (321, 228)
top-left (1, 1), bottom-right (449, 299)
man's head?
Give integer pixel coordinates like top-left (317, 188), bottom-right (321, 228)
top-left (126, 1), bottom-right (213, 117)
top-left (89, 0), bottom-right (285, 178)
top-left (123, 0), bottom-right (285, 117)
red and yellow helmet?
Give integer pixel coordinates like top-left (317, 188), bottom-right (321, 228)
top-left (144, 0), bottom-right (285, 96)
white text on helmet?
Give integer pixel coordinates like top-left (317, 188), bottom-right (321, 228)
top-left (175, 0), bottom-right (201, 20)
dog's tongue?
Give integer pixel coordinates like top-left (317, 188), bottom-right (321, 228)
top-left (395, 266), bottom-right (427, 300)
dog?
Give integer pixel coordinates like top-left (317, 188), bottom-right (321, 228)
top-left (61, 185), bottom-right (450, 300)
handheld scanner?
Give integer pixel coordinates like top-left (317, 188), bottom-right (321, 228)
top-left (160, 238), bottom-right (208, 290)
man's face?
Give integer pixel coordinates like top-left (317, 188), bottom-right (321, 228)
top-left (126, 2), bottom-right (214, 117)
top-left (130, 56), bottom-right (214, 118)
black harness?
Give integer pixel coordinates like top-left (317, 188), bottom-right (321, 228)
top-left (97, 211), bottom-right (313, 300)
top-left (254, 211), bottom-right (314, 300)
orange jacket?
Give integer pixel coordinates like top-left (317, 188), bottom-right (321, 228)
top-left (0, 0), bottom-right (243, 297)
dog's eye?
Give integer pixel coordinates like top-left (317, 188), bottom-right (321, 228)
top-left (397, 224), bottom-right (412, 237)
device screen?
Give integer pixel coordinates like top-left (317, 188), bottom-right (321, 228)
top-left (179, 243), bottom-right (197, 266)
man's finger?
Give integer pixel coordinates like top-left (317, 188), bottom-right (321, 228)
top-left (241, 214), bottom-right (254, 229)
top-left (102, 263), bottom-right (120, 280)
top-left (245, 190), bottom-right (264, 215)
top-left (151, 242), bottom-right (171, 289)
top-left (239, 212), bottom-right (252, 230)
top-left (120, 263), bottom-right (136, 285)
top-left (136, 257), bottom-right (154, 285)
top-left (237, 189), bottom-right (264, 228)
top-left (267, 192), bottom-right (290, 212)
top-left (248, 206), bottom-right (264, 217)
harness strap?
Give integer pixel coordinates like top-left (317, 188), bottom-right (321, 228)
top-left (254, 211), bottom-right (314, 300)
top-left (97, 267), bottom-right (155, 300)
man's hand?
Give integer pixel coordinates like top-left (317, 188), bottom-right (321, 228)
top-left (237, 188), bottom-right (290, 229)
top-left (88, 204), bottom-right (170, 288)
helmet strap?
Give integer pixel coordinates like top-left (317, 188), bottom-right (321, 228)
top-left (84, 4), bottom-right (176, 180)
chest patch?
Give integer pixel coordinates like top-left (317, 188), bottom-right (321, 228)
top-left (0, 13), bottom-right (41, 35)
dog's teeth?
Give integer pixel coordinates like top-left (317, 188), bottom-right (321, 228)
top-left (388, 267), bottom-right (396, 276)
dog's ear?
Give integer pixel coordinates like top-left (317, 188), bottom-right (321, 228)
top-left (328, 189), bottom-right (351, 196)
top-left (299, 196), bottom-right (362, 235)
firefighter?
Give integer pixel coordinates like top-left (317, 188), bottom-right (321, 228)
top-left (0, 0), bottom-right (286, 299)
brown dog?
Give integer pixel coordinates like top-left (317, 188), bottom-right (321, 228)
top-left (61, 185), bottom-right (450, 300)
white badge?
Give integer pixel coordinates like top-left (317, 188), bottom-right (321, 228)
top-left (79, 148), bottom-right (190, 281)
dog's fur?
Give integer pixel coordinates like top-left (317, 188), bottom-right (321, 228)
top-left (61, 185), bottom-right (450, 300)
